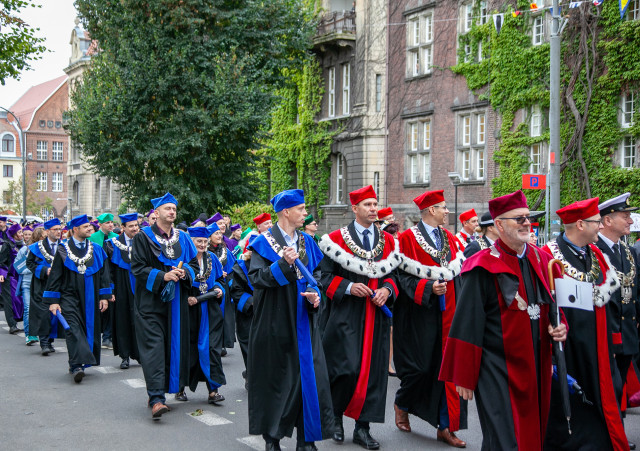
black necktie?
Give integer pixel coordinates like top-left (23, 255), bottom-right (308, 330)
top-left (433, 229), bottom-right (441, 250)
top-left (362, 229), bottom-right (371, 251)
top-left (613, 243), bottom-right (622, 268)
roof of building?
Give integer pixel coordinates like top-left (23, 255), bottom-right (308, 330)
top-left (9, 75), bottom-right (68, 130)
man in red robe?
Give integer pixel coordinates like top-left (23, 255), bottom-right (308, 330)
top-left (320, 185), bottom-right (401, 450)
top-left (454, 209), bottom-right (478, 251)
top-left (393, 190), bottom-right (467, 448)
top-left (439, 190), bottom-right (567, 450)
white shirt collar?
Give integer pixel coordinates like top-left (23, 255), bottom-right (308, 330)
top-left (598, 232), bottom-right (619, 250)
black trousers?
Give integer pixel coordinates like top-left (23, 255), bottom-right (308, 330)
top-left (1, 278), bottom-right (16, 327)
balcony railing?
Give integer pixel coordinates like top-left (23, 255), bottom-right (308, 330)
top-left (317, 10), bottom-right (356, 37)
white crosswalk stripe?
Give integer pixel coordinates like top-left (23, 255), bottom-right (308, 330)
top-left (2, 327), bottom-right (9, 331)
top-left (237, 436), bottom-right (286, 450)
top-left (94, 366), bottom-right (123, 374)
top-left (121, 378), bottom-right (146, 388)
top-left (54, 346), bottom-right (67, 353)
top-left (0, 320), bottom-right (6, 325)
top-left (187, 410), bottom-right (233, 426)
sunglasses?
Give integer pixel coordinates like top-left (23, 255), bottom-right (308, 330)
top-left (499, 215), bottom-right (533, 225)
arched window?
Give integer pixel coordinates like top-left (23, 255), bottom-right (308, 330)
top-left (1, 134), bottom-right (15, 155)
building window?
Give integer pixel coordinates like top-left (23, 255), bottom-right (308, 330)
top-left (36, 172), bottom-right (47, 191)
top-left (328, 67), bottom-right (336, 118)
top-left (52, 142), bottom-right (64, 161)
top-left (476, 113), bottom-right (486, 144)
top-left (2, 191), bottom-right (11, 204)
top-left (533, 16), bottom-right (545, 46)
top-left (405, 119), bottom-right (432, 185)
top-left (628, 0), bottom-right (640, 20)
top-left (73, 181), bottom-right (79, 205)
top-left (373, 172), bottom-right (380, 196)
top-left (39, 120), bottom-right (45, 128)
top-left (622, 93), bottom-right (635, 128)
top-left (457, 111), bottom-right (487, 181)
top-left (477, 41), bottom-right (483, 62)
top-left (479, 1), bottom-right (488, 24)
top-left (342, 63), bottom-right (350, 115)
top-left (621, 136), bottom-right (637, 168)
top-left (530, 143), bottom-right (543, 173)
top-left (375, 74), bottom-right (383, 112)
top-left (52, 172), bottom-right (63, 192)
top-left (1, 134), bottom-right (15, 155)
top-left (464, 3), bottom-right (473, 32)
top-left (55, 121), bottom-right (62, 129)
top-left (36, 141), bottom-right (47, 160)
top-left (531, 105), bottom-right (543, 136)
top-left (335, 154), bottom-right (344, 203)
top-left (406, 12), bottom-right (433, 77)
top-left (2, 165), bottom-right (13, 178)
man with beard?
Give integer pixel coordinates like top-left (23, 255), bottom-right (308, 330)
top-left (131, 193), bottom-right (196, 419)
top-left (105, 213), bottom-right (140, 370)
top-left (542, 198), bottom-right (627, 450)
top-left (248, 189), bottom-right (334, 451)
top-left (27, 218), bottom-right (62, 354)
top-left (44, 214), bottom-right (111, 382)
top-left (320, 185), bottom-right (402, 450)
top-left (393, 190), bottom-right (467, 447)
top-left (208, 221), bottom-right (237, 355)
top-left (439, 190), bottom-right (567, 450)
top-left (0, 223), bottom-right (24, 334)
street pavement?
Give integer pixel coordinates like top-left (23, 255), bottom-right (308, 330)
top-left (1, 317), bottom-right (639, 450)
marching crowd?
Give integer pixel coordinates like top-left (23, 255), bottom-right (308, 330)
top-left (1, 185), bottom-right (640, 451)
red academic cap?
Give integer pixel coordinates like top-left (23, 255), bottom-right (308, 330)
top-left (253, 213), bottom-right (271, 226)
top-left (556, 197), bottom-right (600, 224)
top-left (459, 209), bottom-right (478, 224)
top-left (413, 190), bottom-right (445, 210)
top-left (349, 185), bottom-right (377, 206)
top-left (378, 207), bottom-right (393, 219)
top-left (489, 190), bottom-right (528, 219)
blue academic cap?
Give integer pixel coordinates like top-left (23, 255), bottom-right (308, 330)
top-left (270, 189), bottom-right (305, 212)
top-left (68, 214), bottom-right (90, 229)
top-left (150, 193), bottom-right (178, 209)
top-left (188, 226), bottom-right (212, 238)
top-left (206, 212), bottom-right (223, 226)
top-left (119, 213), bottom-right (138, 225)
top-left (44, 218), bottom-right (61, 230)
top-left (207, 223), bottom-right (220, 234)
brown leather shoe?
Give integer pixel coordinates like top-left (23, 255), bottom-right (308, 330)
top-left (437, 428), bottom-right (466, 448)
top-left (394, 404), bottom-right (411, 432)
top-left (151, 403), bottom-right (169, 419)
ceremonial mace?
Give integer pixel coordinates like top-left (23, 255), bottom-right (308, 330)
top-left (547, 258), bottom-right (571, 434)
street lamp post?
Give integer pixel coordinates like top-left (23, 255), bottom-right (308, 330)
top-left (0, 107), bottom-right (27, 223)
top-left (448, 172), bottom-right (462, 234)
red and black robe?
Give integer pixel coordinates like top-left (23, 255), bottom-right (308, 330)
top-left (542, 235), bottom-right (627, 451)
top-left (439, 240), bottom-right (557, 451)
top-left (394, 223), bottom-right (467, 431)
top-left (319, 221), bottom-right (401, 423)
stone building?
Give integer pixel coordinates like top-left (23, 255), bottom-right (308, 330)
top-left (314, 0), bottom-right (388, 231)
top-left (64, 18), bottom-right (122, 220)
top-left (5, 75), bottom-right (70, 220)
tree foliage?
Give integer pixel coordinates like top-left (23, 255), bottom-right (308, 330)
top-left (0, 0), bottom-right (47, 85)
top-left (68, 0), bottom-right (314, 220)
top-left (452, 0), bottom-right (640, 208)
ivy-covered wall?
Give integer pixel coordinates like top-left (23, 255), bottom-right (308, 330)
top-left (452, 0), bottom-right (640, 207)
top-left (261, 58), bottom-right (335, 217)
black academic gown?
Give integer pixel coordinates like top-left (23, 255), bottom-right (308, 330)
top-left (131, 224), bottom-right (196, 395)
top-left (463, 235), bottom-right (492, 258)
top-left (394, 222), bottom-right (467, 431)
top-left (230, 257), bottom-right (253, 371)
top-left (27, 240), bottom-right (57, 337)
top-left (43, 240), bottom-right (112, 367)
top-left (210, 243), bottom-right (236, 349)
top-left (106, 235), bottom-right (139, 361)
top-left (185, 252), bottom-right (226, 393)
top-left (319, 222), bottom-right (401, 423)
top-left (248, 225), bottom-right (334, 441)
top-left (543, 235), bottom-right (627, 451)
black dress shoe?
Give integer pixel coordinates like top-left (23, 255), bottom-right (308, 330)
top-left (221, 347), bottom-right (227, 357)
top-left (72, 367), bottom-right (85, 383)
top-left (9, 325), bottom-right (21, 334)
top-left (120, 358), bottom-right (130, 369)
top-left (630, 442), bottom-right (636, 450)
top-left (265, 442), bottom-right (281, 451)
top-left (353, 428), bottom-right (380, 450)
top-left (41, 347), bottom-right (50, 356)
top-left (175, 390), bottom-right (188, 401)
top-left (333, 416), bottom-right (344, 442)
top-left (296, 443), bottom-right (317, 451)
top-left (48, 344), bottom-right (56, 353)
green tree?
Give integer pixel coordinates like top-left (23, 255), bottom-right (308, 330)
top-left (6, 175), bottom-right (53, 217)
top-left (0, 0), bottom-right (47, 84)
top-left (68, 0), bottom-right (314, 221)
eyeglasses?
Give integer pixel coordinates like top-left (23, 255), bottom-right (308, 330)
top-left (581, 219), bottom-right (602, 224)
top-left (431, 205), bottom-right (449, 210)
top-left (499, 215), bottom-right (532, 225)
